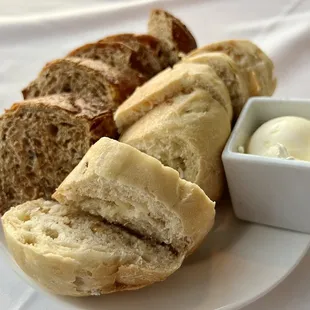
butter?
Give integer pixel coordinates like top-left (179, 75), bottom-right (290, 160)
top-left (247, 116), bottom-right (310, 161)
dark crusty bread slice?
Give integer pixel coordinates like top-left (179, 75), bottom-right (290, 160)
top-left (68, 41), bottom-right (162, 79)
top-left (0, 94), bottom-right (115, 215)
top-left (148, 9), bottom-right (197, 65)
top-left (22, 57), bottom-right (140, 111)
top-left (99, 33), bottom-right (167, 70)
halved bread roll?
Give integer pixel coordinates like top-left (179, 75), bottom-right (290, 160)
top-left (53, 137), bottom-right (215, 254)
top-left (182, 52), bottom-right (249, 118)
top-left (2, 200), bottom-right (184, 296)
top-left (2, 138), bottom-right (215, 296)
top-left (120, 89), bottom-right (231, 201)
top-left (189, 40), bottom-right (276, 97)
top-left (114, 62), bottom-right (232, 132)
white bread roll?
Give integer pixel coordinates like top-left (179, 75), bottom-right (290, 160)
top-left (120, 89), bottom-right (231, 201)
top-left (114, 62), bottom-right (232, 132)
top-left (53, 137), bottom-right (215, 254)
top-left (189, 40), bottom-right (276, 97)
top-left (182, 52), bottom-right (249, 118)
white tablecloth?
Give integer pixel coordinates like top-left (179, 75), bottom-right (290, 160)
top-left (1, 0), bottom-right (310, 309)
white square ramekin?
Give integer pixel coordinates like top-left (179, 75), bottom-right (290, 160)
top-left (222, 97), bottom-right (310, 233)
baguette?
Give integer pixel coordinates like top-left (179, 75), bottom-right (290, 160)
top-left (120, 89), bottom-right (231, 201)
top-left (0, 94), bottom-right (115, 214)
top-left (189, 40), bottom-right (276, 97)
top-left (114, 62), bottom-right (232, 132)
top-left (182, 52), bottom-right (249, 118)
top-left (2, 138), bottom-right (215, 296)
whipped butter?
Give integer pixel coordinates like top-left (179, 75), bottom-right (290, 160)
top-left (247, 116), bottom-right (310, 161)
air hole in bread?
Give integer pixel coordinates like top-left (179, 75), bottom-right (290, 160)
top-left (62, 84), bottom-right (72, 93)
top-left (44, 228), bottom-right (59, 239)
top-left (33, 139), bottom-right (42, 148)
top-left (73, 276), bottom-right (84, 291)
top-left (86, 271), bottom-right (92, 277)
top-left (23, 235), bottom-right (36, 245)
top-left (17, 212), bottom-right (30, 222)
top-left (94, 55), bottom-right (100, 60)
top-left (47, 124), bottom-right (59, 136)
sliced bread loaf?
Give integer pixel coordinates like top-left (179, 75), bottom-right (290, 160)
top-left (182, 52), bottom-right (249, 118)
top-left (189, 40), bottom-right (276, 97)
top-left (148, 9), bottom-right (197, 65)
top-left (0, 94), bottom-right (115, 214)
top-left (120, 89), bottom-right (231, 201)
top-left (2, 199), bottom-right (184, 296)
top-left (53, 137), bottom-right (215, 254)
top-left (114, 62), bottom-right (232, 132)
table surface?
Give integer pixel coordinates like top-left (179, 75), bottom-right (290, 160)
top-left (1, 0), bottom-right (310, 309)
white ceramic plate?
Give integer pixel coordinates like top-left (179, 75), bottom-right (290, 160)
top-left (1, 200), bottom-right (310, 310)
top-left (1, 1), bottom-right (310, 309)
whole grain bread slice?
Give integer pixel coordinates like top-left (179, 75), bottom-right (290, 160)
top-left (22, 57), bottom-right (140, 111)
top-left (0, 94), bottom-right (116, 215)
top-left (68, 41), bottom-right (162, 79)
top-left (148, 9), bottom-right (197, 65)
top-left (99, 33), bottom-right (168, 70)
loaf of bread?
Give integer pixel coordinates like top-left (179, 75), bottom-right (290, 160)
top-left (182, 52), bottom-right (249, 118)
top-left (0, 94), bottom-right (115, 215)
top-left (120, 89), bottom-right (231, 201)
top-left (148, 9), bottom-right (197, 65)
top-left (189, 40), bottom-right (276, 97)
top-left (114, 62), bottom-right (232, 132)
top-left (2, 138), bottom-right (215, 296)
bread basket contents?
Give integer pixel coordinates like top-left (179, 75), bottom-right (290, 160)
top-left (115, 39), bottom-right (276, 201)
top-left (2, 138), bottom-right (215, 296)
top-left (247, 116), bottom-right (310, 161)
top-left (0, 7), bottom-right (278, 298)
top-left (0, 9), bottom-right (197, 215)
